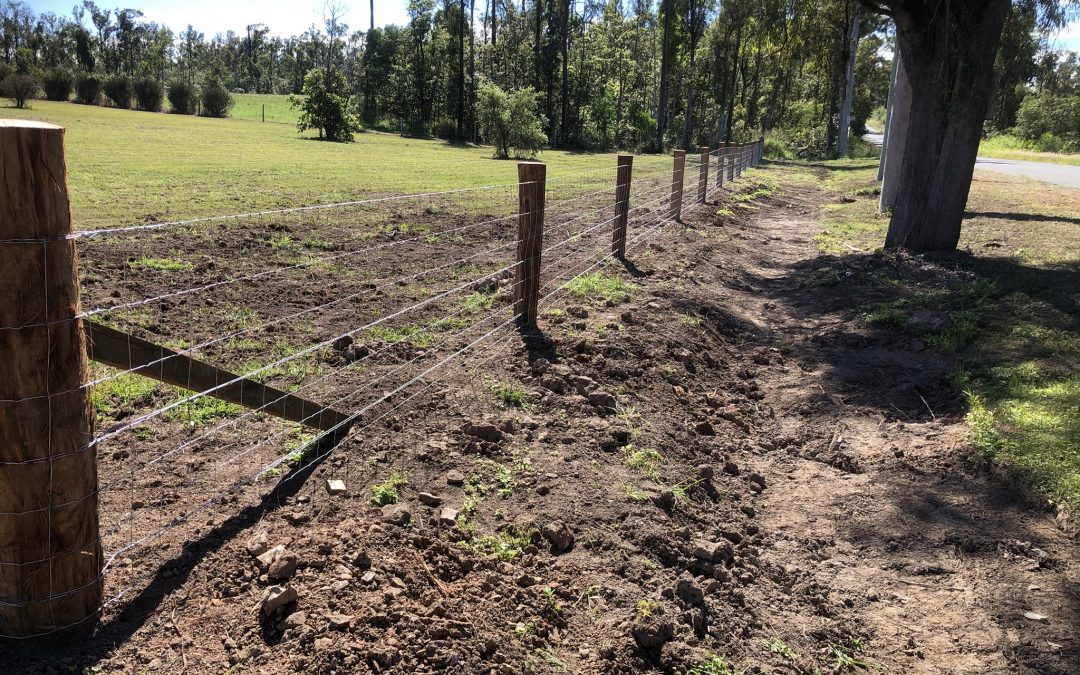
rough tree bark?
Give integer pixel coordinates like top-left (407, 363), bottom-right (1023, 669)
top-left (657, 0), bottom-right (673, 151)
top-left (863, 0), bottom-right (1012, 251)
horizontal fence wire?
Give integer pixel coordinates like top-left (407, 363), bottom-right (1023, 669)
top-left (0, 140), bottom-right (764, 639)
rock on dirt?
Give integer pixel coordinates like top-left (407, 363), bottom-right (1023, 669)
top-left (542, 521), bottom-right (575, 552)
top-left (439, 507), bottom-right (459, 525)
top-left (446, 469), bottom-right (466, 485)
top-left (418, 492), bottom-right (443, 507)
top-left (381, 504), bottom-right (412, 526)
top-left (268, 550), bottom-right (299, 581)
top-left (464, 422), bottom-right (504, 443)
top-left (632, 612), bottom-right (674, 650)
top-left (260, 584), bottom-right (297, 616)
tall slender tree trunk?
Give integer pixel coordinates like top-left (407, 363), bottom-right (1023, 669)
top-left (560, 0), bottom-right (569, 147)
top-left (883, 0), bottom-right (1010, 251)
top-left (470, 0), bottom-right (477, 142)
top-left (535, 0), bottom-right (543, 88)
top-left (458, 0), bottom-right (466, 140)
top-left (724, 22), bottom-right (742, 143)
top-left (370, 0), bottom-right (374, 31)
top-left (656, 0), bottom-right (673, 151)
top-left (680, 0), bottom-right (699, 151)
top-left (837, 4), bottom-right (862, 157)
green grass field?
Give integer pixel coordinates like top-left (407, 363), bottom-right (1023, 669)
top-left (2, 99), bottom-right (672, 229)
top-left (978, 135), bottom-right (1080, 166)
top-left (230, 93), bottom-right (299, 125)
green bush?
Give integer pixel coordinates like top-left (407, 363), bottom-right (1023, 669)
top-left (103, 75), bottom-right (133, 108)
top-left (763, 137), bottom-right (793, 160)
top-left (200, 81), bottom-right (234, 118)
top-left (167, 80), bottom-right (196, 114)
top-left (477, 79), bottom-right (547, 159)
top-left (42, 68), bottom-right (74, 101)
top-left (75, 74), bottom-right (101, 104)
top-left (4, 73), bottom-right (38, 108)
top-left (1014, 92), bottom-right (1080, 148)
top-left (288, 68), bottom-right (361, 141)
top-left (133, 77), bottom-right (163, 112)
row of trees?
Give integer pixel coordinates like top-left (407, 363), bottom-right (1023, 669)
top-left (2, 0), bottom-right (897, 156)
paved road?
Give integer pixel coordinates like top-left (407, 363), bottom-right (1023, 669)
top-left (863, 132), bottom-right (1080, 190)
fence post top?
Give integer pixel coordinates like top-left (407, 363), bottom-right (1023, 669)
top-left (673, 149), bottom-right (686, 157)
top-left (0, 119), bottom-right (63, 131)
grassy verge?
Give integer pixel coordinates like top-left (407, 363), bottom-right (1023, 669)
top-left (230, 93), bottom-right (298, 125)
top-left (979, 135), bottom-right (1080, 166)
top-left (801, 160), bottom-right (1080, 512)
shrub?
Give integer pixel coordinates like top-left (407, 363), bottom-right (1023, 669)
top-left (4, 73), bottom-right (38, 108)
top-left (477, 79), bottom-right (547, 159)
top-left (200, 81), bottom-right (234, 118)
top-left (42, 68), bottom-right (74, 101)
top-left (1014, 92), bottom-right (1080, 148)
top-left (167, 80), bottom-right (196, 114)
top-left (763, 137), bottom-right (793, 160)
top-left (133, 77), bottom-right (163, 112)
top-left (103, 75), bottom-right (133, 108)
top-left (75, 74), bottom-right (101, 104)
top-left (288, 68), bottom-right (361, 141)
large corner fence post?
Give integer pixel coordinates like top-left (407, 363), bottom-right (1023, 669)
top-left (515, 161), bottom-right (546, 328)
top-left (0, 120), bottom-right (102, 640)
top-left (612, 154), bottom-right (633, 259)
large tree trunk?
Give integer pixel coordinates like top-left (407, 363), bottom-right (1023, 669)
top-left (883, 0), bottom-right (1010, 251)
top-left (458, 0), bottom-right (466, 140)
top-left (560, 0), bottom-right (569, 147)
top-left (656, 0), bottom-right (673, 151)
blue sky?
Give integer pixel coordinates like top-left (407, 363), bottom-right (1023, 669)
top-left (26, 0), bottom-right (1080, 51)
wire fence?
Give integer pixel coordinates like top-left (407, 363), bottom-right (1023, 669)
top-left (0, 133), bottom-right (764, 640)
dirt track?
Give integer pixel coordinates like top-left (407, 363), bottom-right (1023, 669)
top-left (7, 166), bottom-right (1079, 674)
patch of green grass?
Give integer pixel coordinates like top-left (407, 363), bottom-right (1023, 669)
top-left (364, 324), bottom-right (436, 349)
top-left (680, 313), bottom-right (704, 328)
top-left (763, 637), bottom-right (795, 660)
top-left (460, 291), bottom-right (496, 313)
top-left (862, 306), bottom-right (907, 327)
top-left (926, 311), bottom-right (979, 351)
top-left (127, 255), bottom-right (193, 272)
top-left (830, 638), bottom-right (870, 671)
top-left (685, 655), bottom-right (738, 675)
top-left (636, 599), bottom-right (661, 617)
top-left (229, 93), bottom-right (299, 124)
top-left (370, 469), bottom-right (408, 506)
top-left (671, 478), bottom-right (703, 503)
top-left (91, 371), bottom-right (159, 422)
top-left (815, 199), bottom-right (887, 254)
top-left (624, 484), bottom-right (649, 502)
top-left (979, 134), bottom-right (1080, 166)
top-left (471, 526), bottom-right (534, 561)
top-left (165, 390), bottom-right (244, 427)
top-left (623, 445), bottom-right (663, 482)
top-left (493, 380), bottom-right (527, 408)
top-left (565, 273), bottom-right (634, 304)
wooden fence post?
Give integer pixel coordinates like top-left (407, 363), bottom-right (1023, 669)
top-left (0, 120), bottom-right (101, 639)
top-left (758, 137), bottom-right (765, 165)
top-left (670, 149), bottom-right (686, 220)
top-left (612, 154), bottom-right (633, 258)
top-left (697, 147), bottom-right (710, 203)
top-left (515, 162), bottom-right (545, 327)
top-left (726, 142), bottom-right (735, 182)
top-left (716, 144), bottom-right (725, 189)
top-left (261, 103), bottom-right (265, 123)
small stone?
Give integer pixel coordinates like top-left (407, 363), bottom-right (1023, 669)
top-left (361, 571), bottom-right (377, 584)
top-left (381, 504), bottom-right (411, 526)
top-left (572, 375), bottom-right (599, 395)
top-left (446, 470), bottom-right (466, 485)
top-left (692, 540), bottom-right (734, 565)
top-left (517, 574), bottom-right (541, 588)
top-left (260, 585), bottom-right (297, 615)
top-left (326, 612), bottom-right (354, 630)
top-left (749, 473), bottom-right (767, 491)
top-left (351, 550), bottom-right (372, 569)
top-left (695, 464), bottom-right (714, 481)
top-left (245, 531), bottom-right (270, 557)
top-left (325, 479), bottom-right (347, 496)
top-left (257, 544), bottom-right (286, 570)
top-left (740, 505), bottom-right (756, 517)
top-left (1023, 611), bottom-right (1049, 622)
top-left (418, 492), bottom-right (443, 507)
top-left (465, 423), bottom-right (504, 443)
top-left (542, 521), bottom-right (575, 552)
top-left (723, 461), bottom-right (740, 476)
top-left (285, 512), bottom-right (310, 526)
top-left (314, 637), bottom-right (334, 652)
top-left (283, 611), bottom-right (307, 629)
top-left (268, 551), bottom-right (298, 581)
top-left (589, 391), bottom-right (617, 411)
top-left (439, 507), bottom-right (459, 525)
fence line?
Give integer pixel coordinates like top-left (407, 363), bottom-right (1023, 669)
top-left (0, 121), bottom-right (765, 640)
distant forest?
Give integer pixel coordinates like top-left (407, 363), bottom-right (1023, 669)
top-left (1, 1), bottom-right (1077, 154)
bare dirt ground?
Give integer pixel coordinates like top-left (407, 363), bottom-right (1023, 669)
top-left (6, 165), bottom-right (1079, 674)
